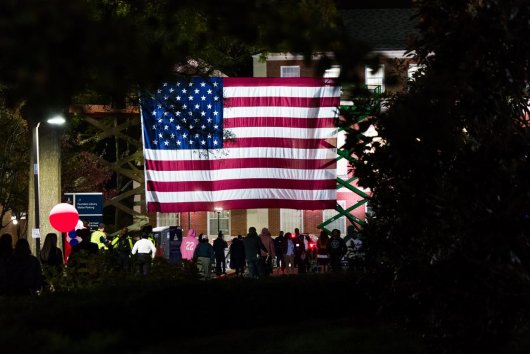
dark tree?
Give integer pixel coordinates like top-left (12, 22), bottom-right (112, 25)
top-left (0, 93), bottom-right (29, 234)
top-left (348, 0), bottom-right (530, 352)
top-left (0, 0), bottom-right (349, 115)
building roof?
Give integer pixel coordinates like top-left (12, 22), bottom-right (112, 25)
top-left (340, 8), bottom-right (418, 51)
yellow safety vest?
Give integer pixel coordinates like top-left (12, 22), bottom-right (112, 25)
top-left (91, 230), bottom-right (108, 250)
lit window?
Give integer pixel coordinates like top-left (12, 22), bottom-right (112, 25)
top-left (281, 66), bottom-right (300, 77)
top-left (324, 65), bottom-right (341, 78)
top-left (365, 65), bottom-right (384, 92)
top-left (208, 210), bottom-right (230, 237)
top-left (157, 212), bottom-right (180, 227)
top-left (280, 209), bottom-right (303, 233)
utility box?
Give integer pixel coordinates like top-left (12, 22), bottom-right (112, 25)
top-left (153, 226), bottom-right (170, 259)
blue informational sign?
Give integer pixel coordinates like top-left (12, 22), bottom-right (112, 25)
top-left (64, 193), bottom-right (103, 231)
top-left (74, 194), bottom-right (103, 215)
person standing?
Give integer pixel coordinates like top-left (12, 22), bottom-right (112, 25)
top-left (259, 228), bottom-right (275, 277)
top-left (344, 225), bottom-right (364, 271)
top-left (213, 231), bottom-right (228, 276)
top-left (328, 229), bottom-right (347, 272)
top-left (6, 239), bottom-right (42, 295)
top-left (293, 228), bottom-right (307, 274)
top-left (243, 227), bottom-right (267, 278)
top-left (91, 223), bottom-right (110, 251)
top-left (229, 235), bottom-right (246, 277)
top-left (316, 230), bottom-right (330, 273)
top-left (131, 232), bottom-right (157, 275)
top-left (273, 231), bottom-right (285, 274)
top-left (283, 232), bottom-right (296, 275)
top-left (193, 234), bottom-right (214, 279)
top-left (39, 233), bottom-right (64, 280)
top-left (142, 225), bottom-right (156, 246)
top-left (180, 228), bottom-right (199, 261)
top-left (111, 227), bottom-right (133, 272)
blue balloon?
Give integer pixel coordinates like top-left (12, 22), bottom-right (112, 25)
top-left (69, 238), bottom-right (79, 247)
top-left (68, 229), bottom-right (76, 238)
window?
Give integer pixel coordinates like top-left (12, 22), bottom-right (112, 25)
top-left (323, 201), bottom-right (346, 236)
top-left (280, 209), bottom-right (303, 234)
top-left (247, 209), bottom-right (268, 232)
top-left (208, 210), bottom-right (230, 237)
top-left (157, 212), bottom-right (180, 227)
top-left (281, 66), bottom-right (300, 77)
top-left (324, 65), bottom-right (341, 78)
top-left (365, 65), bottom-right (384, 92)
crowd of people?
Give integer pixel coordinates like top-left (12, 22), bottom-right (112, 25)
top-left (0, 222), bottom-right (365, 294)
top-left (166, 225), bottom-right (365, 279)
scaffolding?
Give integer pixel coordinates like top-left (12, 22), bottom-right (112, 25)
top-left (318, 86), bottom-right (381, 234)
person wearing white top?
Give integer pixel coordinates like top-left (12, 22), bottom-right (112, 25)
top-left (131, 233), bottom-right (157, 275)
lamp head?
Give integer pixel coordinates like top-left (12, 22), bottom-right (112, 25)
top-left (47, 115), bottom-right (66, 125)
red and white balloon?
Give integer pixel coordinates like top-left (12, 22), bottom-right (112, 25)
top-left (49, 203), bottom-right (79, 233)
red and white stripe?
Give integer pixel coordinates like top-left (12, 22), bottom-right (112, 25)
top-left (145, 77), bottom-right (340, 212)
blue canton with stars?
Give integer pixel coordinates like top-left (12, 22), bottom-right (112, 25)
top-left (140, 77), bottom-right (224, 150)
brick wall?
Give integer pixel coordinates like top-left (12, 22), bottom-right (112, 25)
top-left (303, 209), bottom-right (324, 235)
top-left (179, 211), bottom-right (207, 235)
top-left (268, 208), bottom-right (281, 235)
top-left (230, 209), bottom-right (247, 237)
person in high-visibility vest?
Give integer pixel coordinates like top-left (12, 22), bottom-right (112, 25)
top-left (91, 223), bottom-right (109, 250)
top-left (111, 227), bottom-right (133, 271)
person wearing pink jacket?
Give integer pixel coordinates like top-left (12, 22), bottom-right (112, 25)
top-left (180, 229), bottom-right (199, 260)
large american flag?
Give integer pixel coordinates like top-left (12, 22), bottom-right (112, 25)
top-left (140, 77), bottom-right (339, 212)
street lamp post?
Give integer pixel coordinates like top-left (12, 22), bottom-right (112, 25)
top-left (214, 207), bottom-right (222, 235)
top-left (32, 115), bottom-right (65, 253)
